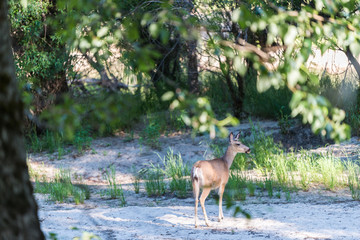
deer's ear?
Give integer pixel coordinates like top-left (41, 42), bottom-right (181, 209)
top-left (229, 132), bottom-right (234, 142)
top-left (234, 132), bottom-right (240, 141)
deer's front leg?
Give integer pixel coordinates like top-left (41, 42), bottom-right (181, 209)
top-left (218, 184), bottom-right (225, 222)
top-left (200, 188), bottom-right (211, 227)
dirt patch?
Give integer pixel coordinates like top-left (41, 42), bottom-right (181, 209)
top-left (29, 119), bottom-right (360, 239)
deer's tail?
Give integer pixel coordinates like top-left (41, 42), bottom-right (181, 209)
top-left (191, 166), bottom-right (202, 198)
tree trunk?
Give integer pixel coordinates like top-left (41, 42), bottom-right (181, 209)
top-left (0, 1), bottom-right (44, 239)
top-left (186, 0), bottom-right (199, 94)
top-left (187, 39), bottom-right (199, 94)
top-left (345, 47), bottom-right (360, 80)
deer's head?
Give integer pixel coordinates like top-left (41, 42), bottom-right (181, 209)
top-left (229, 132), bottom-right (250, 154)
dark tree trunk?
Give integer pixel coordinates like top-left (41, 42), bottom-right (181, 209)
top-left (223, 58), bottom-right (242, 118)
top-left (187, 39), bottom-right (199, 94)
top-left (0, 1), bottom-right (44, 239)
top-left (235, 73), bottom-right (245, 111)
top-left (186, 0), bottom-right (199, 94)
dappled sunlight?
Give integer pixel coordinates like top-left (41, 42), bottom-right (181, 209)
top-left (307, 49), bottom-right (353, 75)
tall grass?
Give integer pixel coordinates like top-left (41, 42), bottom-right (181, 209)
top-left (224, 123), bottom-right (359, 200)
top-left (32, 168), bottom-right (89, 204)
top-left (26, 126), bottom-right (92, 155)
top-left (317, 155), bottom-right (345, 190)
top-left (296, 151), bottom-right (316, 191)
top-left (346, 161), bottom-right (360, 200)
top-left (227, 170), bottom-right (248, 201)
top-left (139, 118), bottom-right (161, 150)
top-left (144, 167), bottom-right (166, 197)
top-left (160, 148), bottom-right (191, 198)
top-left (102, 166), bottom-right (126, 206)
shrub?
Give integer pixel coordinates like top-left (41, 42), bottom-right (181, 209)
top-left (144, 167), bottom-right (166, 197)
top-left (160, 148), bottom-right (191, 198)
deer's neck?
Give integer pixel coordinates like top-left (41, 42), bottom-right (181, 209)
top-left (222, 147), bottom-right (237, 169)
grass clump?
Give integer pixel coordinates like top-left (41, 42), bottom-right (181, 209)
top-left (317, 155), bottom-right (345, 190)
top-left (144, 167), bottom-right (166, 197)
top-left (73, 127), bottom-right (93, 153)
top-left (102, 166), bottom-right (126, 206)
top-left (346, 161), bottom-right (360, 200)
top-left (26, 130), bottom-right (64, 154)
top-left (226, 170), bottom-right (249, 201)
top-left (26, 126), bottom-right (93, 156)
top-left (140, 120), bottom-right (161, 150)
top-left (160, 148), bottom-right (191, 198)
top-left (32, 168), bottom-right (89, 204)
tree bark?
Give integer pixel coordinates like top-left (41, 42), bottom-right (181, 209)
top-left (0, 1), bottom-right (44, 239)
top-left (345, 46), bottom-right (360, 80)
top-left (186, 0), bottom-right (199, 94)
top-left (187, 39), bottom-right (199, 94)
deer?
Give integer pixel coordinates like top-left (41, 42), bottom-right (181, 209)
top-left (191, 132), bottom-right (250, 228)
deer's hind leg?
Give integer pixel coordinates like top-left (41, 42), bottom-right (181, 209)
top-left (193, 180), bottom-right (200, 228)
top-left (200, 188), bottom-right (211, 227)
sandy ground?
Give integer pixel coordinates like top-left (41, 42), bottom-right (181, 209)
top-left (28, 120), bottom-right (360, 240)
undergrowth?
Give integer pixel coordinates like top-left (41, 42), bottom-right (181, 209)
top-left (102, 166), bottom-right (126, 206)
top-left (31, 168), bottom-right (90, 204)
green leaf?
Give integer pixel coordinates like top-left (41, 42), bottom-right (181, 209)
top-left (233, 56), bottom-right (247, 76)
top-left (232, 9), bottom-right (241, 22)
top-left (149, 23), bottom-right (160, 38)
top-left (350, 41), bottom-right (360, 57)
top-left (287, 69), bottom-right (301, 88)
top-left (20, 0), bottom-right (28, 8)
top-left (97, 27), bottom-right (109, 38)
top-left (284, 26), bottom-right (298, 46)
top-left (161, 91), bottom-right (174, 101)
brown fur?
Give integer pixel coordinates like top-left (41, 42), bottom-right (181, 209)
top-left (191, 132), bottom-right (250, 228)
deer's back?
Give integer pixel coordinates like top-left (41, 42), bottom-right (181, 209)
top-left (191, 158), bottom-right (229, 189)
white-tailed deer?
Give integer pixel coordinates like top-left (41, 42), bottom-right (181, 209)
top-left (191, 132), bottom-right (250, 228)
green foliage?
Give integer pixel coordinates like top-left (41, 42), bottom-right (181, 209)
top-left (317, 154), bottom-right (345, 190)
top-left (244, 71), bottom-right (292, 119)
top-left (73, 128), bottom-right (93, 153)
top-left (346, 105), bottom-right (360, 136)
top-left (81, 92), bottom-right (143, 134)
top-left (227, 171), bottom-right (247, 201)
top-left (26, 130), bottom-right (63, 153)
top-left (133, 177), bottom-right (140, 194)
top-left (144, 167), bottom-right (166, 197)
top-left (270, 155), bottom-right (291, 187)
top-left (26, 126), bottom-right (93, 155)
top-left (224, 124), bottom-right (360, 201)
top-left (246, 181), bottom-right (256, 197)
top-left (278, 108), bottom-right (292, 135)
top-left (247, 122), bottom-right (282, 171)
top-left (102, 166), bottom-right (126, 206)
top-left (347, 161), bottom-right (360, 200)
top-left (14, 0), bottom-right (357, 147)
top-left (208, 139), bottom-right (227, 159)
top-left (265, 177), bottom-right (274, 198)
top-left (160, 148), bottom-right (191, 198)
top-left (296, 152), bottom-right (316, 191)
top-left (232, 154), bottom-right (250, 171)
top-left (163, 90), bottom-right (239, 139)
top-left (140, 120), bottom-right (161, 150)
top-left (200, 72), bottom-right (233, 117)
top-left (9, 0), bottom-right (70, 80)
top-left (33, 168), bottom-right (89, 204)
top-left (290, 91), bottom-right (350, 142)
